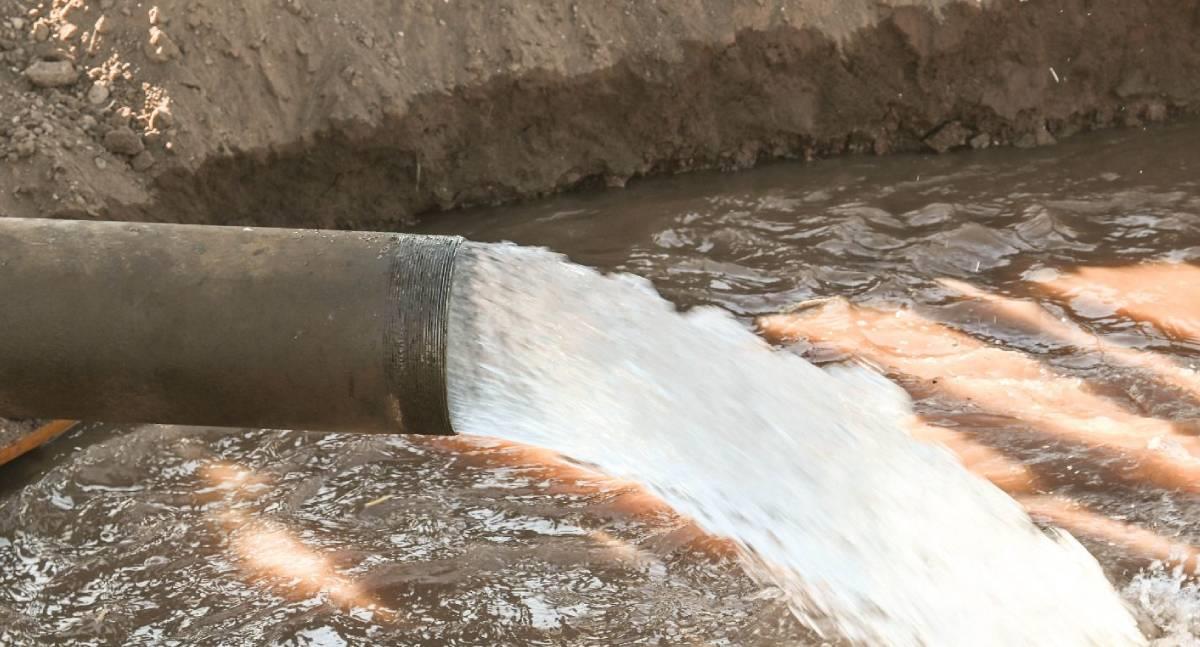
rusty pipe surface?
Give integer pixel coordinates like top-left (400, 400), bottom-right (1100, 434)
top-left (0, 218), bottom-right (462, 435)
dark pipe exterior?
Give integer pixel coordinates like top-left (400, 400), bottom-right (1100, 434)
top-left (0, 218), bottom-right (462, 435)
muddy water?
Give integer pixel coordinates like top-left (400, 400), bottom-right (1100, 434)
top-left (4, 123), bottom-right (1200, 644)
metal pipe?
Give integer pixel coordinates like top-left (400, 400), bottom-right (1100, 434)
top-left (0, 218), bottom-right (462, 435)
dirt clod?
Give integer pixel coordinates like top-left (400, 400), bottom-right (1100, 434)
top-left (1035, 124), bottom-right (1056, 147)
top-left (924, 122), bottom-right (971, 154)
top-left (1016, 123), bottom-right (1057, 149)
top-left (57, 22), bottom-right (78, 41)
top-left (23, 59), bottom-right (76, 87)
top-left (103, 127), bottom-right (144, 156)
top-left (130, 149), bottom-right (155, 171)
top-left (14, 138), bottom-right (35, 157)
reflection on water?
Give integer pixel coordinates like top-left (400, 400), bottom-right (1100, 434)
top-left (1040, 263), bottom-right (1200, 344)
top-left (759, 298), bottom-right (1200, 571)
top-left (3, 123), bottom-right (1200, 643)
top-left (0, 428), bottom-right (781, 645)
top-left (760, 297), bottom-right (1200, 493)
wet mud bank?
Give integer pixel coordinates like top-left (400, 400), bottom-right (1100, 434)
top-left (1, 0), bottom-right (1199, 227)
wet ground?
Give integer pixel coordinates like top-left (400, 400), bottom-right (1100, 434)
top-left (4, 122), bottom-right (1200, 644)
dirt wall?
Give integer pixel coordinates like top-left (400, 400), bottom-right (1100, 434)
top-left (0, 0), bottom-right (1197, 228)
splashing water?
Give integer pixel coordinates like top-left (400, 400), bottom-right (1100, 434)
top-left (445, 242), bottom-right (1146, 646)
top-left (1123, 565), bottom-right (1200, 645)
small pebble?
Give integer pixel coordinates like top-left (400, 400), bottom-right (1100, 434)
top-left (145, 26), bottom-right (180, 62)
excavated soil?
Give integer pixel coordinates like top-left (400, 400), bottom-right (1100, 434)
top-left (0, 0), bottom-right (1198, 229)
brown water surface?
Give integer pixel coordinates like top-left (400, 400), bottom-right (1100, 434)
top-left (4, 123), bottom-right (1200, 644)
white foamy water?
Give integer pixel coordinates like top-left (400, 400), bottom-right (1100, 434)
top-left (445, 242), bottom-right (1146, 646)
top-left (1123, 565), bottom-right (1200, 646)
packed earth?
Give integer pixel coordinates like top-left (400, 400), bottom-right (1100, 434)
top-left (0, 0), bottom-right (1198, 228)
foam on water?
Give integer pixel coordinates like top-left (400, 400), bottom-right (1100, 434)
top-left (445, 242), bottom-right (1147, 646)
